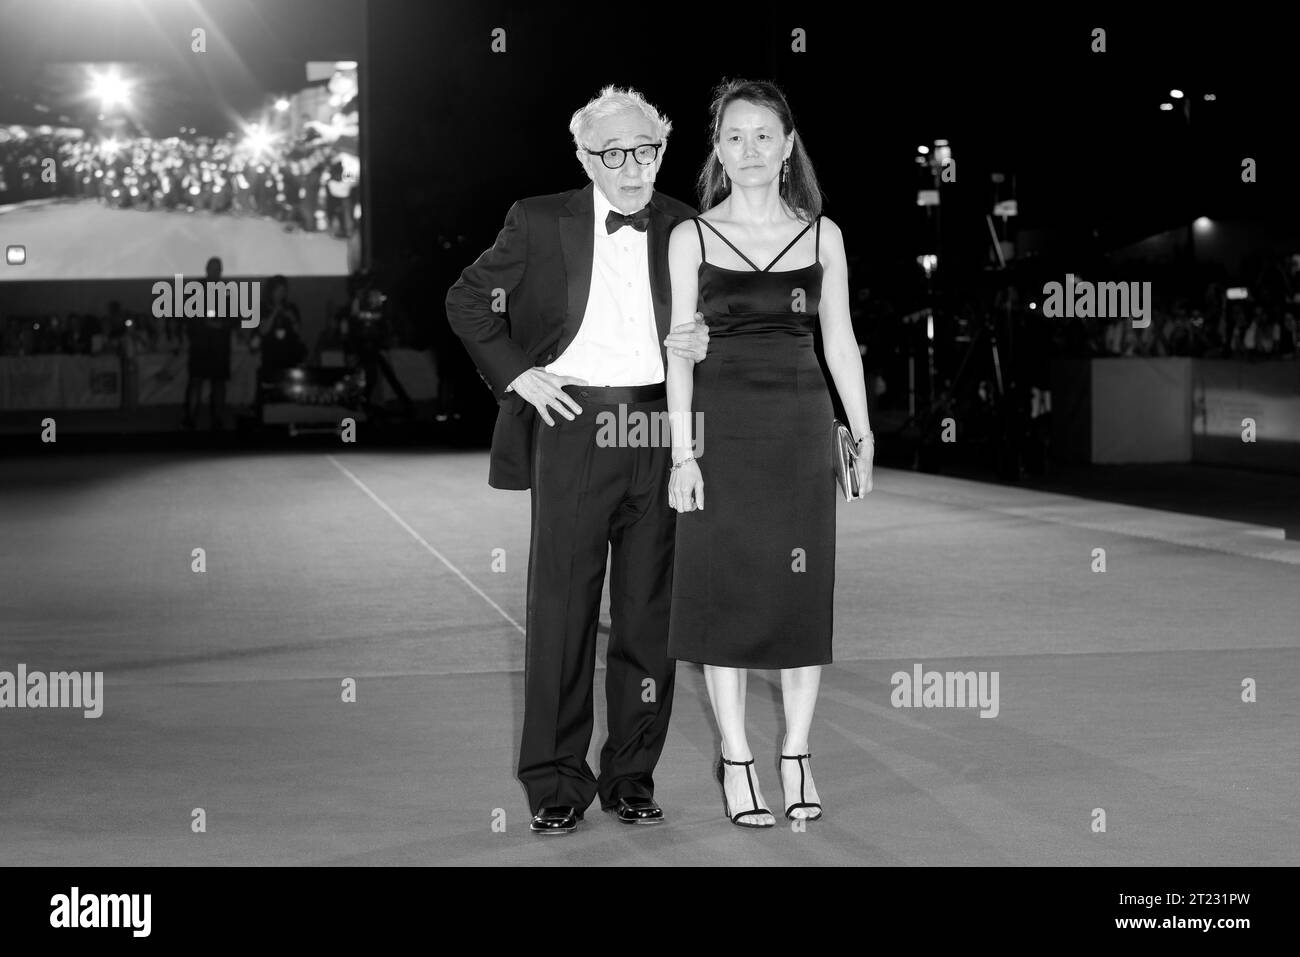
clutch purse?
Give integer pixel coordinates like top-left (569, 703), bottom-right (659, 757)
top-left (833, 419), bottom-right (861, 502)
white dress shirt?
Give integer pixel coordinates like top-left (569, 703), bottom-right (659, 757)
top-left (543, 184), bottom-right (664, 386)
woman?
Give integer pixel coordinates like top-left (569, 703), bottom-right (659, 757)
top-left (666, 79), bottom-right (874, 827)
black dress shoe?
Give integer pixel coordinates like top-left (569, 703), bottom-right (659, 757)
top-left (530, 805), bottom-right (581, 834)
top-left (608, 796), bottom-right (664, 825)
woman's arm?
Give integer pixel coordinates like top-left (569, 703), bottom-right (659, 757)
top-left (817, 217), bottom-right (871, 439)
top-left (666, 219), bottom-right (704, 511)
top-left (817, 217), bottom-right (874, 495)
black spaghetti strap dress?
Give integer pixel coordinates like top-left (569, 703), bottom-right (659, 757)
top-left (667, 215), bottom-right (835, 669)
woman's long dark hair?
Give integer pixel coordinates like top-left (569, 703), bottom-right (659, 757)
top-left (696, 78), bottom-right (824, 222)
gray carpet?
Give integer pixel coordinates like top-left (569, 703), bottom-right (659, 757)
top-left (1, 451), bottom-right (1296, 865)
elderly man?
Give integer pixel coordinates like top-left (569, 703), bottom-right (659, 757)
top-left (446, 86), bottom-right (707, 834)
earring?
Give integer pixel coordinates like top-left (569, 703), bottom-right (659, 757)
top-left (781, 158), bottom-right (790, 186)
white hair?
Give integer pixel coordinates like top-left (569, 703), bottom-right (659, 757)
top-left (569, 85), bottom-right (672, 151)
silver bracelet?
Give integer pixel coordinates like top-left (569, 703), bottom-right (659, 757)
top-left (670, 456), bottom-right (695, 471)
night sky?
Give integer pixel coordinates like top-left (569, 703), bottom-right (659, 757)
top-left (364, 4), bottom-right (1298, 251)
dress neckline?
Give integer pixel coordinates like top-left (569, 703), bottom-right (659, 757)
top-left (699, 261), bottom-right (822, 275)
top-left (694, 214), bottom-right (823, 273)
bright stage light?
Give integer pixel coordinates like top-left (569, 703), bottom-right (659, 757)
top-left (241, 123), bottom-right (277, 158)
top-left (1159, 102), bottom-right (1174, 111)
top-left (274, 98), bottom-right (290, 112)
top-left (89, 68), bottom-right (132, 110)
top-left (917, 145), bottom-right (930, 155)
top-left (1170, 89), bottom-right (1184, 99)
top-left (1194, 216), bottom-right (1212, 231)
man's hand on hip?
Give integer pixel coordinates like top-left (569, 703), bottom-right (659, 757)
top-left (508, 368), bottom-right (588, 426)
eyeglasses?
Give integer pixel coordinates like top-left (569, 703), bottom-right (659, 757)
top-left (584, 142), bottom-right (663, 169)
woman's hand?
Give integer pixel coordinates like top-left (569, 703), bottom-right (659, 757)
top-left (854, 440), bottom-right (874, 497)
top-left (669, 459), bottom-right (704, 512)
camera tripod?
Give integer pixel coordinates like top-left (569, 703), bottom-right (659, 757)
top-left (896, 308), bottom-right (1024, 479)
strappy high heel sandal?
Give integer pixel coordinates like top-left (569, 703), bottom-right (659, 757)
top-left (779, 753), bottom-right (824, 821)
top-left (715, 755), bottom-right (775, 828)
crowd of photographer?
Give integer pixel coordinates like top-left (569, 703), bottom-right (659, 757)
top-left (0, 129), bottom-right (359, 239)
top-left (1096, 300), bottom-right (1297, 359)
top-left (1049, 254), bottom-right (1299, 360)
top-left (0, 267), bottom-right (418, 428)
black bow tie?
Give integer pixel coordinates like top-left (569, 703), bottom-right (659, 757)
top-left (606, 207), bottom-right (651, 234)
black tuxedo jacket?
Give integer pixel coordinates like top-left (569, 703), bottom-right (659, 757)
top-left (445, 182), bottom-right (698, 489)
